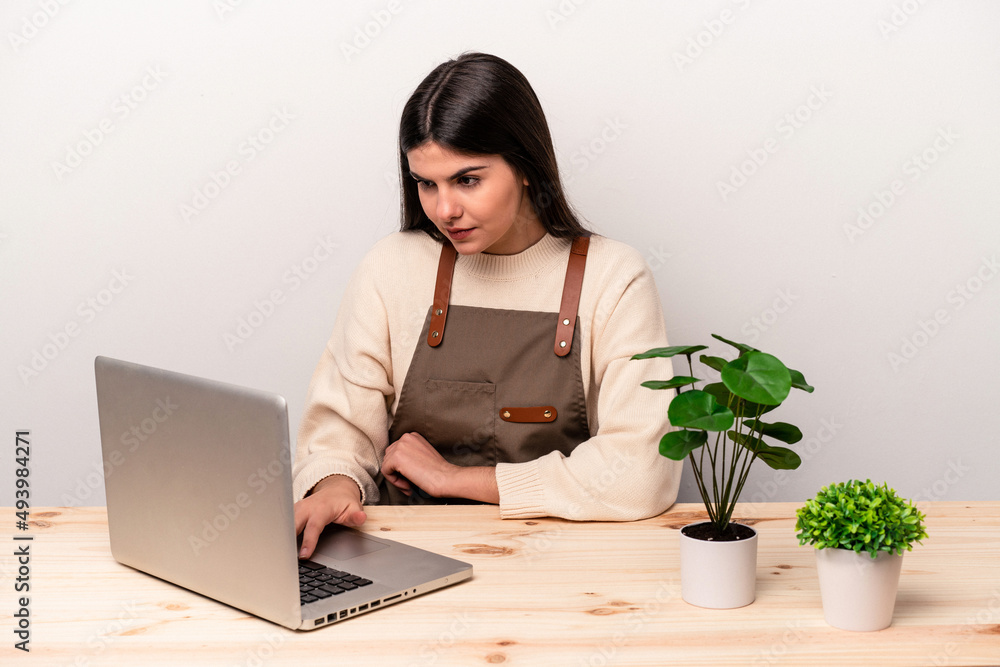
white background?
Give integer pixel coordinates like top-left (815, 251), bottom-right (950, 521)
top-left (2, 0), bottom-right (998, 508)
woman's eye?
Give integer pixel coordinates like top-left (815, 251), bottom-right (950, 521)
top-left (458, 176), bottom-right (479, 187)
top-left (415, 179), bottom-right (433, 189)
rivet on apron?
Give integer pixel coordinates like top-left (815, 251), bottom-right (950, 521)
top-left (543, 410), bottom-right (552, 418)
top-left (435, 308), bottom-right (443, 316)
top-left (562, 318), bottom-right (570, 326)
top-left (431, 331), bottom-right (439, 338)
top-left (559, 340), bottom-right (567, 348)
top-left (503, 410), bottom-right (511, 419)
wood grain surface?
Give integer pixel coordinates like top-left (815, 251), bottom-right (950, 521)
top-left (2, 502), bottom-right (998, 666)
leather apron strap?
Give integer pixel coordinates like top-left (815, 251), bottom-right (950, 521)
top-left (428, 236), bottom-right (590, 355)
top-left (554, 235), bottom-right (590, 357)
top-left (426, 242), bottom-right (457, 347)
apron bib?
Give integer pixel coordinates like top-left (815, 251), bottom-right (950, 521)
top-left (379, 236), bottom-right (592, 505)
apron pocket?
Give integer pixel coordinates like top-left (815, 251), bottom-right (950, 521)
top-left (422, 379), bottom-right (497, 467)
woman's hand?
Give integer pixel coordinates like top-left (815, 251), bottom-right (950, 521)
top-left (382, 432), bottom-right (500, 503)
top-left (294, 474), bottom-right (367, 559)
top-left (381, 432), bottom-right (455, 497)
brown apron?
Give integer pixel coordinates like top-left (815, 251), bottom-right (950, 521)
top-left (378, 236), bottom-right (592, 505)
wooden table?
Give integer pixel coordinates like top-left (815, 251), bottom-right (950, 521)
top-left (3, 502), bottom-right (998, 666)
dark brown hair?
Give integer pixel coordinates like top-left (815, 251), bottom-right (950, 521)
top-left (398, 52), bottom-right (589, 241)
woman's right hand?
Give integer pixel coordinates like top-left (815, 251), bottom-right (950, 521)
top-left (293, 474), bottom-right (367, 559)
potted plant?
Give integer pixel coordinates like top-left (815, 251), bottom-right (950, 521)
top-left (632, 334), bottom-right (814, 609)
top-left (795, 479), bottom-right (928, 631)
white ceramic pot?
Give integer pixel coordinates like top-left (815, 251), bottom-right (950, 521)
top-left (814, 547), bottom-right (904, 631)
top-left (678, 522), bottom-right (758, 609)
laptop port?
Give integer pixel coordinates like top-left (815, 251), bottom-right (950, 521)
top-left (314, 619), bottom-right (324, 626)
top-left (371, 600), bottom-right (381, 607)
top-left (359, 603), bottom-right (369, 611)
top-left (384, 594), bottom-right (401, 602)
top-left (327, 613), bottom-right (337, 622)
top-left (339, 610), bottom-right (348, 619)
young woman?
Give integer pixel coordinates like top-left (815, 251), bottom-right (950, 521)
top-left (293, 52), bottom-right (680, 558)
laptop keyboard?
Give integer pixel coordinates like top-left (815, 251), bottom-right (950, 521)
top-left (298, 559), bottom-right (373, 605)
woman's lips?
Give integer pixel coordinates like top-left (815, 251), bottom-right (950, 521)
top-left (446, 228), bottom-right (473, 240)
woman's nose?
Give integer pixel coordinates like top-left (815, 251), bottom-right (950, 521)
top-left (436, 188), bottom-right (461, 222)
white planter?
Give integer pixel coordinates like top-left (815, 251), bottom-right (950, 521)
top-left (814, 547), bottom-right (904, 631)
top-left (679, 522), bottom-right (758, 609)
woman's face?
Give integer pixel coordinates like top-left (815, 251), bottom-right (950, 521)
top-left (406, 141), bottom-right (545, 255)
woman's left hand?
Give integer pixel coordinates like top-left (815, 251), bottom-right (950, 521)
top-left (381, 432), bottom-right (457, 497)
top-left (381, 432), bottom-right (500, 503)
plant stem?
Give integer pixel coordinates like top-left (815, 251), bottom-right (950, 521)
top-left (718, 399), bottom-right (744, 524)
top-left (721, 404), bottom-right (765, 526)
top-left (725, 453), bottom-right (758, 526)
top-left (687, 450), bottom-right (716, 525)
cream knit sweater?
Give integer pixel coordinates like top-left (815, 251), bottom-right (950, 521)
top-left (291, 230), bottom-right (682, 520)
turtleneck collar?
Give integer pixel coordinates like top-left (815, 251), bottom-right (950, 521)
top-left (457, 233), bottom-right (572, 281)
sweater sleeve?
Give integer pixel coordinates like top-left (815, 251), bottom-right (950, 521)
top-left (291, 247), bottom-right (396, 505)
top-left (494, 248), bottom-right (682, 520)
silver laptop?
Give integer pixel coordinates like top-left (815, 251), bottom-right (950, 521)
top-left (94, 356), bottom-right (472, 630)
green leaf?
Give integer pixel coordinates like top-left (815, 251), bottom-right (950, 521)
top-left (725, 431), bottom-right (801, 469)
top-left (793, 479), bottom-right (928, 558)
top-left (748, 420), bottom-right (803, 444)
top-left (641, 376), bottom-right (700, 391)
top-left (631, 345), bottom-right (708, 360)
top-left (710, 333), bottom-right (758, 356)
top-left (698, 354), bottom-right (728, 372)
top-left (789, 368), bottom-right (815, 393)
top-left (721, 351), bottom-right (792, 406)
top-left (668, 390), bottom-right (734, 432)
top-left (702, 382), bottom-right (778, 416)
top-left (755, 444), bottom-right (802, 470)
top-left (658, 429), bottom-right (708, 460)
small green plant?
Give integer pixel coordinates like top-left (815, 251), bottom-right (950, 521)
top-left (632, 334), bottom-right (814, 535)
top-left (795, 479), bottom-right (928, 558)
